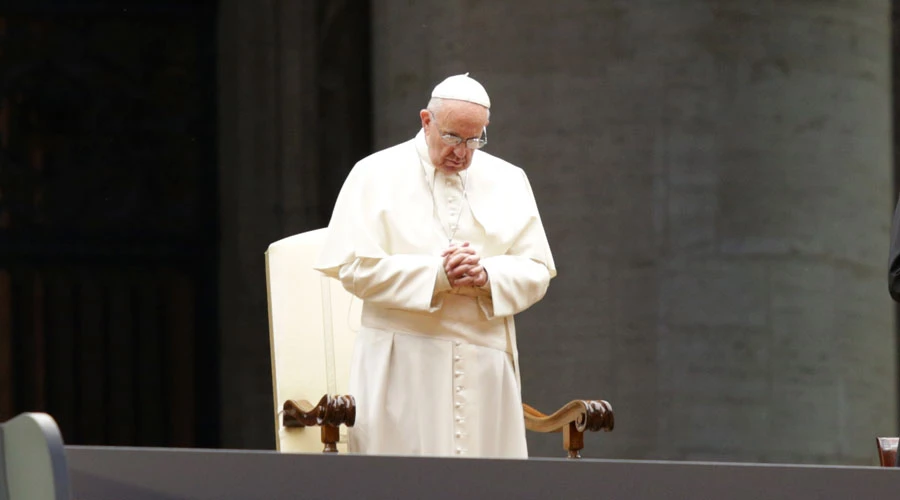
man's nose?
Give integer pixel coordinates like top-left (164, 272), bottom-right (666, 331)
top-left (453, 143), bottom-right (468, 156)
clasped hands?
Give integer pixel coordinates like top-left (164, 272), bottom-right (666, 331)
top-left (442, 242), bottom-right (488, 288)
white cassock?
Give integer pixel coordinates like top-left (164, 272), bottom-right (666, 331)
top-left (315, 129), bottom-right (556, 458)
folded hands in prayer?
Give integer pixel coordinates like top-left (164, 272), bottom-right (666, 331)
top-left (442, 242), bottom-right (488, 288)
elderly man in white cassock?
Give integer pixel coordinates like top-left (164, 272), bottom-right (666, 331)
top-left (315, 73), bottom-right (556, 458)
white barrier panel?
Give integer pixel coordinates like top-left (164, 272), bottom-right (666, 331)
top-left (67, 446), bottom-right (900, 500)
top-left (0, 413), bottom-right (70, 500)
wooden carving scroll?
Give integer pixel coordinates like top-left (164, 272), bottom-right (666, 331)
top-left (522, 400), bottom-right (614, 459)
top-left (282, 395), bottom-right (356, 453)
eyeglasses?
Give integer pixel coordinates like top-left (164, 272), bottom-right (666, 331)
top-left (429, 112), bottom-right (488, 150)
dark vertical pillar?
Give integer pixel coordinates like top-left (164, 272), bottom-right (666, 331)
top-left (216, 0), bottom-right (371, 448)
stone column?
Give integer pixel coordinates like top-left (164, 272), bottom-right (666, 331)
top-left (217, 0), bottom-right (371, 448)
top-left (371, 0), bottom-right (895, 463)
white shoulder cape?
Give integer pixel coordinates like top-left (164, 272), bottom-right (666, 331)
top-left (315, 131), bottom-right (556, 279)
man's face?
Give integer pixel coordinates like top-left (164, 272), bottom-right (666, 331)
top-left (420, 100), bottom-right (489, 174)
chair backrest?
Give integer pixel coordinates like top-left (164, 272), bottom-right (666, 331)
top-left (265, 229), bottom-right (360, 453)
top-left (876, 437), bottom-right (898, 467)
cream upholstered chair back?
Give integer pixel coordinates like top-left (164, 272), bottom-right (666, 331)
top-left (265, 228), bottom-right (360, 453)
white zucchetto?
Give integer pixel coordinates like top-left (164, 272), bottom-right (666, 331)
top-left (430, 73), bottom-right (491, 109)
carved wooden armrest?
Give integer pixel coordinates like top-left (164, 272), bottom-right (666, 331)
top-left (282, 394), bottom-right (356, 453)
top-left (522, 400), bottom-right (614, 458)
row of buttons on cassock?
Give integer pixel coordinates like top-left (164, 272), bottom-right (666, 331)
top-left (453, 340), bottom-right (467, 455)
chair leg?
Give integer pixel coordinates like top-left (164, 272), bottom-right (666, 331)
top-left (876, 437), bottom-right (898, 467)
top-left (564, 422), bottom-right (584, 459)
top-left (321, 425), bottom-right (340, 453)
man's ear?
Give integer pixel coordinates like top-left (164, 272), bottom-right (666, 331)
top-left (419, 109), bottom-right (431, 129)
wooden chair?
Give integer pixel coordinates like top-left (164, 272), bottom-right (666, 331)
top-left (876, 437), bottom-right (898, 467)
top-left (266, 229), bottom-right (614, 458)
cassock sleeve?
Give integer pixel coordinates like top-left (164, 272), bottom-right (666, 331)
top-left (889, 197), bottom-right (900, 302)
top-left (315, 162), bottom-right (390, 277)
top-left (339, 256), bottom-right (453, 312)
top-left (478, 256), bottom-right (551, 318)
top-left (476, 169), bottom-right (556, 318)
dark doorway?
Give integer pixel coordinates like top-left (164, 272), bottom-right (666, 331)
top-left (0, 0), bottom-right (219, 448)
